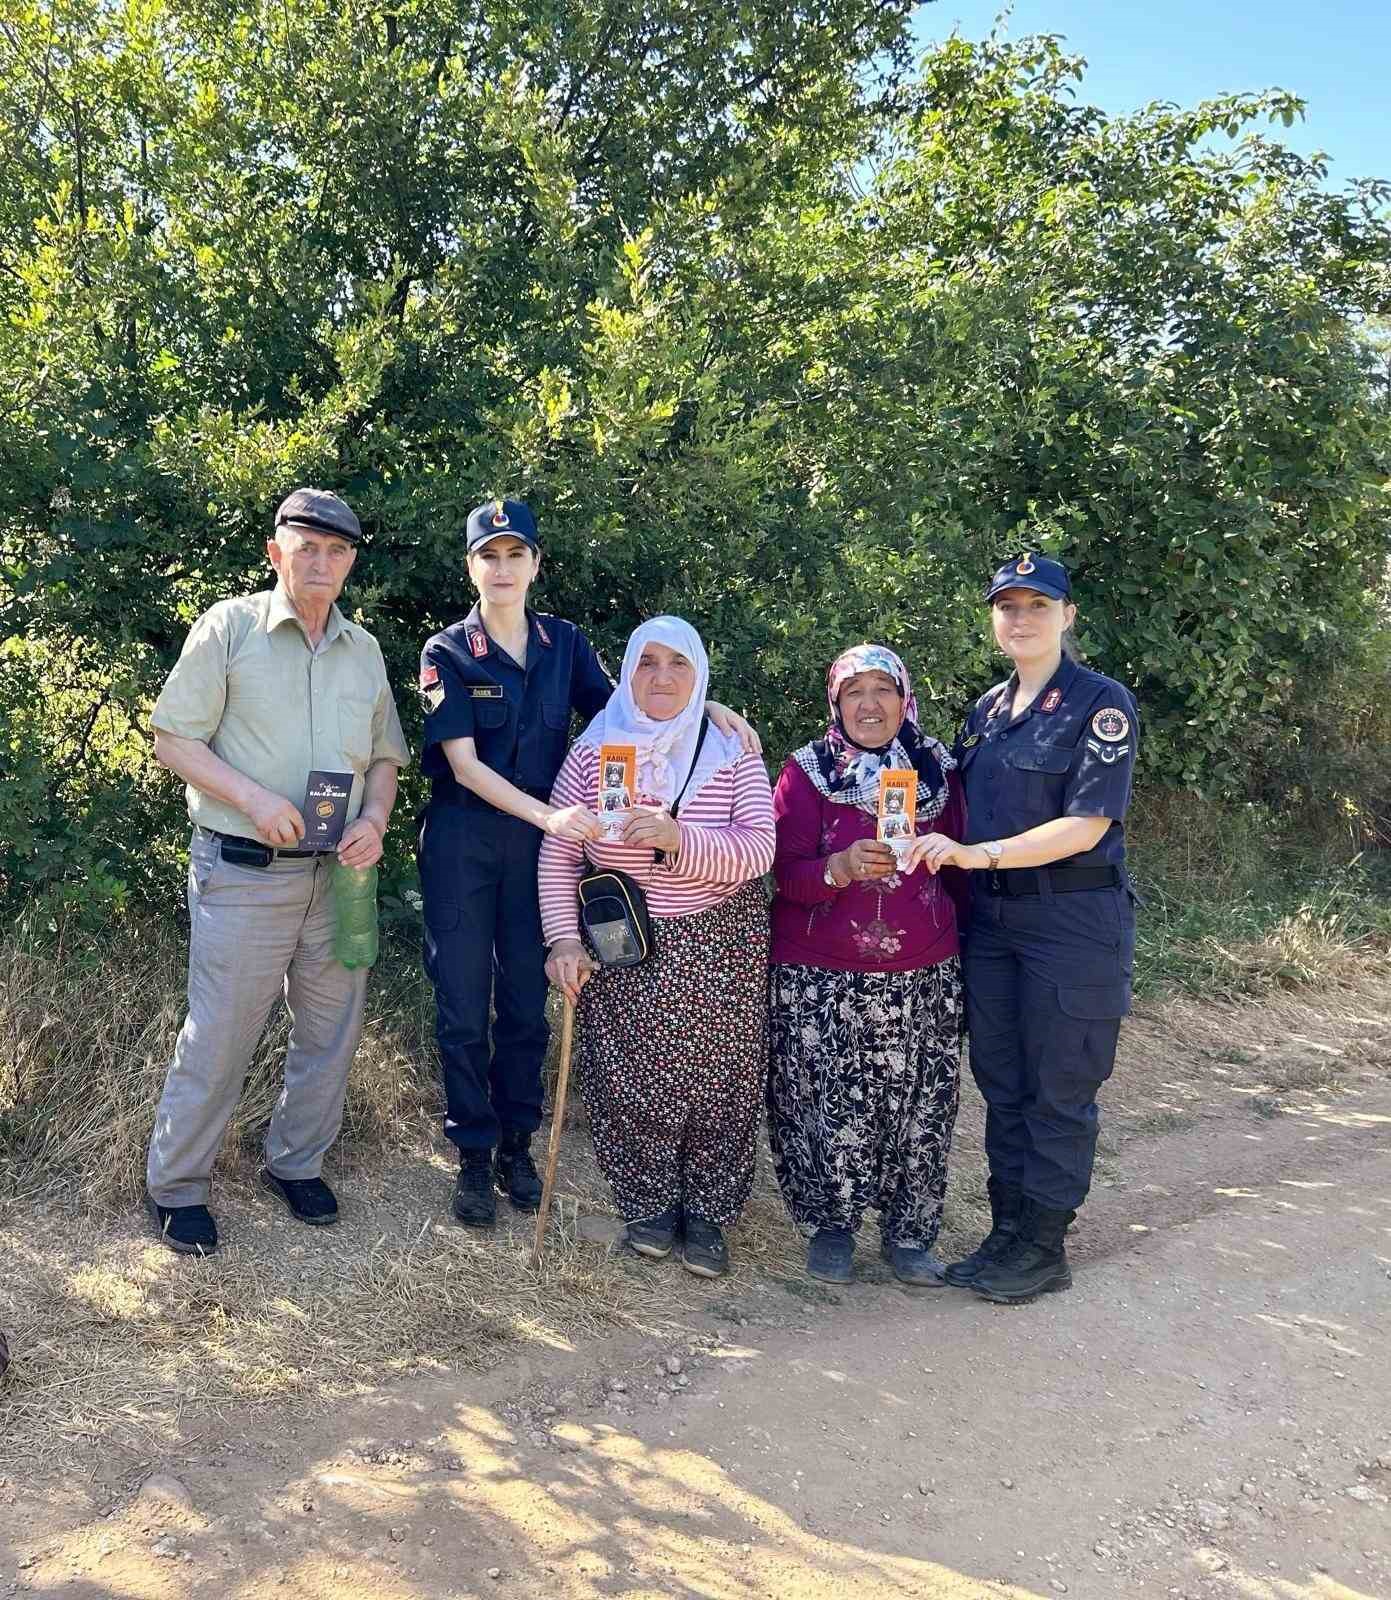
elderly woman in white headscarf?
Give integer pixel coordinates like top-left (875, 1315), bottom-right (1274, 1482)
top-left (538, 618), bottom-right (775, 1279)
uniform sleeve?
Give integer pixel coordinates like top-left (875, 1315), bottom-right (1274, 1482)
top-left (537, 745), bottom-right (592, 946)
top-left (1065, 688), bottom-right (1139, 821)
top-left (672, 751), bottom-right (776, 885)
top-left (772, 762), bottom-right (841, 906)
top-left (419, 639), bottom-right (475, 749)
top-left (369, 644), bottom-right (410, 768)
top-left (570, 628), bottom-right (615, 721)
top-left (150, 608), bottom-right (229, 741)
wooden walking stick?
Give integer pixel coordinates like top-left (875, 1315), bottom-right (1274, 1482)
top-left (531, 995), bottom-right (577, 1268)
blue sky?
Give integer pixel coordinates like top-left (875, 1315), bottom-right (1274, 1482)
top-left (913, 1), bottom-right (1390, 185)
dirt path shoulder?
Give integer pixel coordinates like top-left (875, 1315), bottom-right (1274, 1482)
top-left (4, 1060), bottom-right (1388, 1599)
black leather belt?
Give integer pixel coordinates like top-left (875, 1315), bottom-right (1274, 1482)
top-left (206, 829), bottom-right (320, 861)
top-left (981, 864), bottom-right (1121, 897)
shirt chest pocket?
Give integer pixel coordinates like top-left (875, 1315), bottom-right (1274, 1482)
top-left (1005, 740), bottom-right (1074, 812)
top-left (338, 695), bottom-right (375, 771)
top-left (473, 698), bottom-right (510, 732)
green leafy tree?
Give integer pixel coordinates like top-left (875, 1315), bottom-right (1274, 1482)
top-left (2, 12), bottom-right (1388, 919)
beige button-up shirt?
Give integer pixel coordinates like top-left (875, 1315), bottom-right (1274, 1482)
top-left (152, 586), bottom-right (410, 839)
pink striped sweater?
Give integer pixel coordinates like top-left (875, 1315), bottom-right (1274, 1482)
top-left (538, 745), bottom-right (776, 946)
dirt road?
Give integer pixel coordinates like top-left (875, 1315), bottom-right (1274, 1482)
top-left (4, 1071), bottom-right (1388, 1600)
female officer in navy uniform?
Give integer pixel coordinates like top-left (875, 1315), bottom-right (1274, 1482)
top-left (417, 499), bottom-right (757, 1232)
top-left (910, 553), bottom-right (1138, 1304)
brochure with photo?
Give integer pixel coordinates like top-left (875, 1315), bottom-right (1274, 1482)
top-left (301, 770), bottom-right (354, 850)
top-left (597, 744), bottom-right (637, 841)
top-left (877, 769), bottom-right (917, 860)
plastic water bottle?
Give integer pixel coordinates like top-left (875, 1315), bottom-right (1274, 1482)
top-left (333, 862), bottom-right (379, 969)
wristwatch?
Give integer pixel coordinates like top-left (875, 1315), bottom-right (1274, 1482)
top-left (981, 840), bottom-right (1003, 868)
top-left (823, 859), bottom-right (843, 888)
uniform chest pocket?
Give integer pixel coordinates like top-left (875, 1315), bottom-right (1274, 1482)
top-left (1005, 740), bottom-right (1074, 810)
top-left (338, 696), bottom-right (375, 770)
top-left (542, 702), bottom-right (570, 732)
top-left (472, 698), bottom-right (509, 731)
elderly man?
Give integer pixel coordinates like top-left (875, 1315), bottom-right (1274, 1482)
top-left (146, 488), bottom-right (409, 1256)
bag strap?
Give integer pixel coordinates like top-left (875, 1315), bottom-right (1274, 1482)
top-left (654, 715), bottom-right (709, 866)
top-left (669, 716), bottom-right (710, 822)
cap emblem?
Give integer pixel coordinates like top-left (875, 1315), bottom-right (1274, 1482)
top-left (1017, 552), bottom-right (1036, 575)
top-left (491, 499), bottom-right (509, 528)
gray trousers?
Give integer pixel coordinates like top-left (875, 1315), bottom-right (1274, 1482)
top-left (146, 829), bottom-right (367, 1208)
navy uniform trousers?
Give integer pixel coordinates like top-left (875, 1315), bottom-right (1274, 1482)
top-left (419, 802), bottom-right (550, 1152)
top-left (963, 880), bottom-right (1135, 1211)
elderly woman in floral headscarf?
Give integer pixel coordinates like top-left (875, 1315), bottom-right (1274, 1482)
top-left (767, 644), bottom-right (969, 1287)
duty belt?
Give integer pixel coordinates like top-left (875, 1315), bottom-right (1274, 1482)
top-left (981, 864), bottom-right (1121, 897)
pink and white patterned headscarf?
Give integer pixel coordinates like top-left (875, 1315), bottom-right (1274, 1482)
top-left (792, 642), bottom-right (954, 818)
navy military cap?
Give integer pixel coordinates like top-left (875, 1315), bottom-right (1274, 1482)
top-left (986, 551), bottom-right (1071, 603)
top-left (274, 487), bottom-right (363, 543)
top-left (466, 498), bottom-right (540, 554)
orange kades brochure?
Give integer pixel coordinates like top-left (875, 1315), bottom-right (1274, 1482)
top-left (597, 743), bottom-right (637, 840)
top-left (877, 768), bottom-right (917, 859)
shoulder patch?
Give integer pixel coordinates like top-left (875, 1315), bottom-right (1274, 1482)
top-left (1091, 708), bottom-right (1130, 743)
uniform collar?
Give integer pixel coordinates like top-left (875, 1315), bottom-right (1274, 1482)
top-left (267, 584), bottom-right (350, 647)
top-left (463, 603), bottom-right (553, 662)
top-left (989, 655), bottom-right (1079, 723)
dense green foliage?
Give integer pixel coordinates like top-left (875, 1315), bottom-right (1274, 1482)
top-left (2, 2), bottom-right (1389, 921)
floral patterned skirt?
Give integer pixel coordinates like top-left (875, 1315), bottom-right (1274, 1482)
top-left (577, 881), bottom-right (770, 1225)
top-left (767, 958), bottom-right (962, 1250)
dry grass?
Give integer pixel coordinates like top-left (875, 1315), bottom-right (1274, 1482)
top-left (2, 907), bottom-right (1389, 1479)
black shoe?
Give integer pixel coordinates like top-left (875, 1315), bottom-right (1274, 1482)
top-left (880, 1241), bottom-right (946, 1288)
top-left (627, 1203), bottom-right (682, 1259)
top-left (259, 1168), bottom-right (339, 1226)
top-left (681, 1216), bottom-right (729, 1279)
top-left (806, 1227), bottom-right (854, 1284)
top-left (970, 1200), bottom-right (1075, 1304)
top-left (453, 1150), bottom-right (497, 1228)
top-left (146, 1194), bottom-right (219, 1256)
top-left (945, 1177), bottom-right (1023, 1287)
top-left (495, 1131), bottom-right (542, 1212)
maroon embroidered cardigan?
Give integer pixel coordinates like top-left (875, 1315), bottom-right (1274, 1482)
top-left (769, 760), bottom-right (969, 973)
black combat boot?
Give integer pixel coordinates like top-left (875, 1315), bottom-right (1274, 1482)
top-left (944, 1177), bottom-right (1022, 1287)
top-left (495, 1130), bottom-right (543, 1212)
top-left (969, 1198), bottom-right (1075, 1304)
top-left (453, 1150), bottom-right (497, 1228)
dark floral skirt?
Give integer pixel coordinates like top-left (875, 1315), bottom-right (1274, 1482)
top-left (767, 959), bottom-right (962, 1250)
top-left (577, 881), bottom-right (770, 1224)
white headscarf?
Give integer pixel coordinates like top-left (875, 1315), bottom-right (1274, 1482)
top-left (576, 616), bottom-right (744, 808)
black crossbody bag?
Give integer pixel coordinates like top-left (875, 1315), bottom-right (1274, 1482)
top-left (577, 718), bottom-right (709, 969)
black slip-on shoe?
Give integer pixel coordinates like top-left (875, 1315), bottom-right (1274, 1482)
top-left (259, 1168), bottom-right (339, 1227)
top-left (626, 1203), bottom-right (682, 1260)
top-left (146, 1194), bottom-right (219, 1256)
top-left (880, 1241), bottom-right (947, 1288)
top-left (681, 1216), bottom-right (730, 1279)
top-left (806, 1228), bottom-right (854, 1284)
